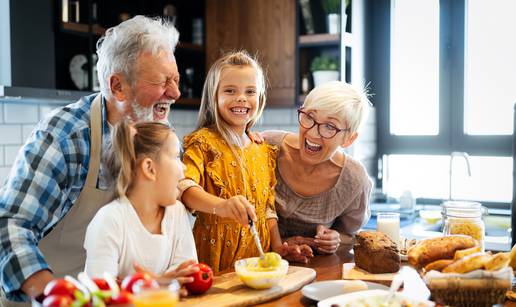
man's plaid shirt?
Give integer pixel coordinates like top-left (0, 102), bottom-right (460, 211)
top-left (0, 93), bottom-right (111, 301)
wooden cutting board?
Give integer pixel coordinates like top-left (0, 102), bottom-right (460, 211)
top-left (180, 266), bottom-right (316, 307)
top-left (342, 263), bottom-right (409, 283)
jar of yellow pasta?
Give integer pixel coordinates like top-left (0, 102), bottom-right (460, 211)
top-left (442, 201), bottom-right (486, 251)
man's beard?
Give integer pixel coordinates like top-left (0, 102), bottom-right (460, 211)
top-left (129, 100), bottom-right (170, 124)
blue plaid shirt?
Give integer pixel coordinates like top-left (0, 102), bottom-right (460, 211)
top-left (0, 93), bottom-right (111, 301)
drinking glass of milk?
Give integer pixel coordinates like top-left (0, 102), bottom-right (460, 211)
top-left (377, 212), bottom-right (400, 245)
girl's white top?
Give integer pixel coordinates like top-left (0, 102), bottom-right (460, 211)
top-left (84, 197), bottom-right (197, 278)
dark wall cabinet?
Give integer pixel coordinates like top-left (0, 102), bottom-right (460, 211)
top-left (9, 0), bottom-right (358, 107)
top-left (205, 0), bottom-right (296, 107)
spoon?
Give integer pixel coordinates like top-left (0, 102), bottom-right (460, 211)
top-left (248, 218), bottom-right (265, 260)
top-left (383, 269), bottom-right (404, 306)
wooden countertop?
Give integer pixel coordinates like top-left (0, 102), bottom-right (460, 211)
top-left (253, 244), bottom-right (516, 307)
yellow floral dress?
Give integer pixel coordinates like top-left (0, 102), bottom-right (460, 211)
top-left (183, 128), bottom-right (278, 273)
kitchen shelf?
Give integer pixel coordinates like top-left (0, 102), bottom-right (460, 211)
top-left (299, 32), bottom-right (354, 48)
top-left (61, 22), bottom-right (106, 36)
top-left (60, 22), bottom-right (204, 54)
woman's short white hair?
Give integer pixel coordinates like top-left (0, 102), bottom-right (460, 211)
top-left (96, 15), bottom-right (179, 99)
top-left (302, 81), bottom-right (371, 133)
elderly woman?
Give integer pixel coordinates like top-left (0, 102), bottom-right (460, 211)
top-left (262, 81), bottom-right (372, 262)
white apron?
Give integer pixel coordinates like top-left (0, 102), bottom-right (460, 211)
top-left (1, 95), bottom-right (114, 306)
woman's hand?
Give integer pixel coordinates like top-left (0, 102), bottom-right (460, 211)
top-left (134, 260), bottom-right (199, 297)
top-left (313, 225), bottom-right (341, 254)
top-left (215, 195), bottom-right (257, 226)
top-left (247, 130), bottom-right (264, 144)
top-left (273, 242), bottom-right (314, 264)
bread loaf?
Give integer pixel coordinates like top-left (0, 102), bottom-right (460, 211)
top-left (424, 259), bottom-right (454, 272)
top-left (442, 252), bottom-right (492, 273)
top-left (354, 231), bottom-right (400, 274)
top-left (407, 235), bottom-right (477, 268)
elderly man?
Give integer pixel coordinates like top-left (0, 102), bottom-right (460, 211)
top-left (0, 16), bottom-right (184, 304)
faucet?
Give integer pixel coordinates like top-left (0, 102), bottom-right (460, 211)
top-left (449, 152), bottom-right (472, 200)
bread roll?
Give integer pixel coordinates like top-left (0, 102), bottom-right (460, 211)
top-left (407, 235), bottom-right (477, 268)
top-left (442, 252), bottom-right (492, 273)
top-left (453, 245), bottom-right (481, 260)
top-left (484, 252), bottom-right (510, 271)
top-left (424, 259), bottom-right (454, 272)
top-left (509, 244), bottom-right (516, 270)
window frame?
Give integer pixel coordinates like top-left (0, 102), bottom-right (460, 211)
top-left (372, 0), bottom-right (512, 208)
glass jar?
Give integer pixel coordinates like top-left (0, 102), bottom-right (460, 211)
top-left (442, 201), bottom-right (486, 251)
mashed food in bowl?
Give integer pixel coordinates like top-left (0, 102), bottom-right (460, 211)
top-left (256, 252), bottom-right (282, 270)
top-left (235, 254), bottom-right (288, 289)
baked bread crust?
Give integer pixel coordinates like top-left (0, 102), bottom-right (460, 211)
top-left (407, 235), bottom-right (477, 268)
top-left (354, 231), bottom-right (400, 273)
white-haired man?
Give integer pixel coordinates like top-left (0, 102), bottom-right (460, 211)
top-left (0, 16), bottom-right (193, 304)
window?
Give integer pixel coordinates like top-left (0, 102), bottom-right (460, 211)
top-left (464, 0), bottom-right (516, 135)
top-left (376, 0), bottom-right (514, 207)
top-left (390, 0), bottom-right (440, 135)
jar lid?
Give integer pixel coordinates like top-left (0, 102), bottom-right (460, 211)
top-left (441, 201), bottom-right (483, 218)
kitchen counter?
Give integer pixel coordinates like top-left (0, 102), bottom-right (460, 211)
top-left (254, 244), bottom-right (516, 306)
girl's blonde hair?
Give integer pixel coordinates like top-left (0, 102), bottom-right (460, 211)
top-left (197, 50), bottom-right (267, 147)
top-left (106, 121), bottom-right (174, 197)
top-left (303, 81), bottom-right (371, 133)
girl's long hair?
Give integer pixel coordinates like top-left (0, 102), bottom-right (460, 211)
top-left (105, 121), bottom-right (173, 197)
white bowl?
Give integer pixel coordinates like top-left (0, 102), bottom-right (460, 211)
top-left (234, 257), bottom-right (289, 289)
top-left (318, 289), bottom-right (435, 307)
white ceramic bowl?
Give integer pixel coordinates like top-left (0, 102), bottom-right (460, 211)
top-left (234, 257), bottom-right (289, 289)
top-left (317, 289), bottom-right (435, 307)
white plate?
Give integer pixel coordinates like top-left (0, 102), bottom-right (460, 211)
top-left (301, 280), bottom-right (389, 301)
top-left (317, 289), bottom-right (435, 307)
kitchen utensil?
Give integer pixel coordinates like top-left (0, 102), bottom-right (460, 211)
top-left (384, 269), bottom-right (404, 306)
top-left (249, 218), bottom-right (265, 260)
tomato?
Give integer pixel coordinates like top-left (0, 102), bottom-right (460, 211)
top-left (43, 279), bottom-right (77, 298)
top-left (185, 263), bottom-right (213, 294)
top-left (42, 294), bottom-right (73, 307)
top-left (108, 290), bottom-right (134, 305)
top-left (121, 272), bottom-right (153, 293)
top-left (92, 278), bottom-right (110, 291)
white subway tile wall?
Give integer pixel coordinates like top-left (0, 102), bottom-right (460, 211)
top-left (22, 124), bottom-right (36, 141)
top-left (0, 125), bottom-right (22, 145)
top-left (0, 101), bottom-right (377, 185)
top-left (4, 103), bottom-right (39, 124)
top-left (4, 145), bottom-right (21, 166)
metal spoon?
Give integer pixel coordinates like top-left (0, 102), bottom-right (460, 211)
top-left (248, 218), bottom-right (265, 260)
top-left (383, 268), bottom-right (405, 306)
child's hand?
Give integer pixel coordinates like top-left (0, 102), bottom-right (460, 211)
top-left (313, 225), bottom-right (341, 254)
top-left (273, 242), bottom-right (314, 264)
top-left (215, 196), bottom-right (257, 226)
top-left (285, 235), bottom-right (317, 249)
top-left (247, 131), bottom-right (264, 144)
top-left (133, 260), bottom-right (199, 297)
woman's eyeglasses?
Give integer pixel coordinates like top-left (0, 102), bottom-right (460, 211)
top-left (297, 109), bottom-right (350, 139)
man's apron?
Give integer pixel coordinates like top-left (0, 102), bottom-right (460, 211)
top-left (1, 95), bottom-right (114, 306)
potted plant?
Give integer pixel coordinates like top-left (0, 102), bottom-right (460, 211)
top-left (322, 0), bottom-right (349, 34)
top-left (310, 56), bottom-right (339, 87)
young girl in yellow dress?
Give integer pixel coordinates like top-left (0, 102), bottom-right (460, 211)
top-left (180, 51), bottom-right (310, 272)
